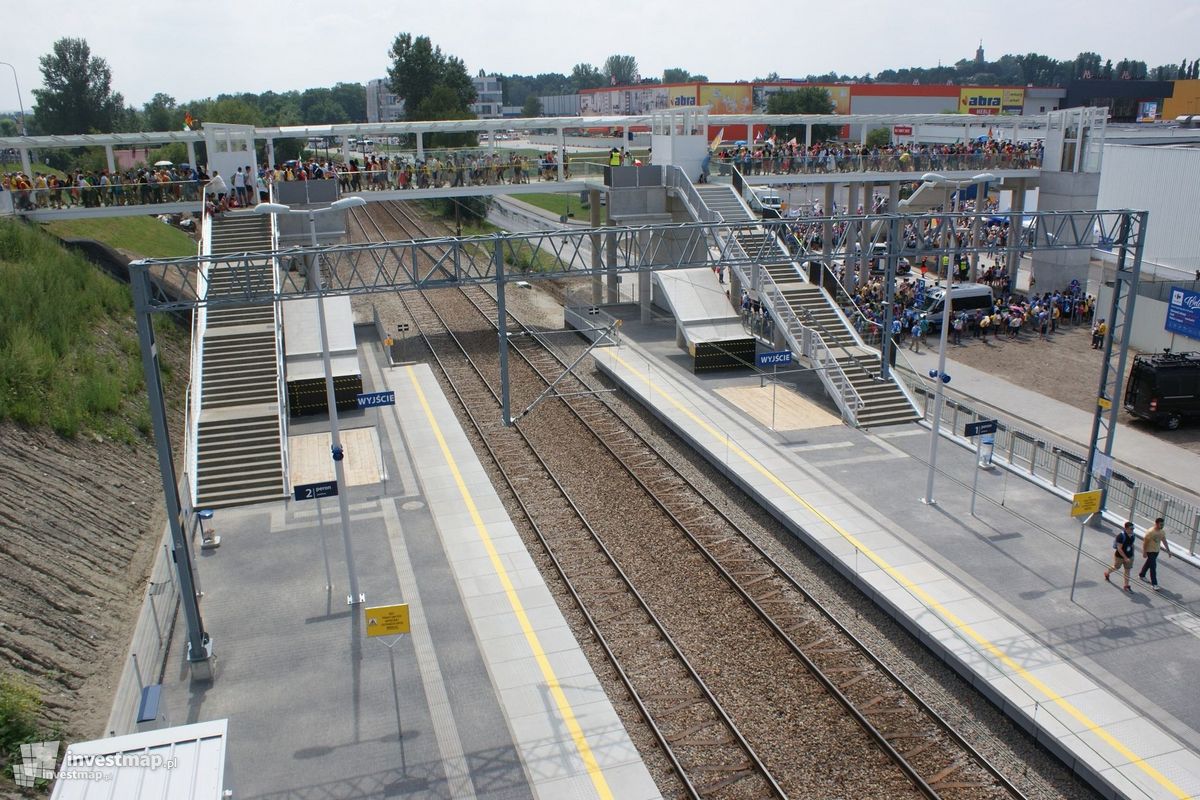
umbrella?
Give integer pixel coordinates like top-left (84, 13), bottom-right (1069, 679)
top-left (154, 160), bottom-right (173, 167)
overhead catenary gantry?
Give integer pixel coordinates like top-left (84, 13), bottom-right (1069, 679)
top-left (130, 208), bottom-right (1145, 675)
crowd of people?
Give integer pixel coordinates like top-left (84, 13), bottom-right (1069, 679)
top-left (2, 165), bottom-right (207, 210)
top-left (714, 138), bottom-right (1043, 177)
top-left (2, 147), bottom-right (604, 213)
top-left (845, 271), bottom-right (1096, 352)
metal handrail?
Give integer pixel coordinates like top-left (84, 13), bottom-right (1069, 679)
top-left (267, 183), bottom-right (291, 497)
top-left (664, 165), bottom-right (722, 224)
top-left (691, 173), bottom-right (866, 424)
top-left (183, 200), bottom-right (212, 507)
top-left (897, 374), bottom-right (1200, 559)
top-left (721, 233), bottom-right (865, 424)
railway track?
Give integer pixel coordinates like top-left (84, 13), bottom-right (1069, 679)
top-left (348, 201), bottom-right (1031, 800)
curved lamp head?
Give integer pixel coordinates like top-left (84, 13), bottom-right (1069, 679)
top-left (254, 202), bottom-right (291, 215)
top-left (330, 196), bottom-right (367, 211)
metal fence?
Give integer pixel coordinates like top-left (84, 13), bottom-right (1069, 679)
top-left (906, 380), bottom-right (1200, 556)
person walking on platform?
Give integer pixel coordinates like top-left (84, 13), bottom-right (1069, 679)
top-left (1139, 517), bottom-right (1172, 591)
top-left (1105, 521), bottom-right (1137, 592)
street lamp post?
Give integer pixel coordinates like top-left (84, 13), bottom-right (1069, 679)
top-left (0, 61), bottom-right (27, 135)
top-left (920, 172), bottom-right (993, 505)
top-left (255, 196), bottom-right (367, 604)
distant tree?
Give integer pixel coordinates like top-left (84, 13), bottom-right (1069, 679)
top-left (142, 93), bottom-right (178, 132)
top-left (662, 67), bottom-right (692, 84)
top-left (603, 54), bottom-right (639, 86)
top-left (1074, 51), bottom-right (1103, 79)
top-left (756, 71), bottom-right (781, 83)
top-left (386, 33), bottom-right (476, 122)
top-left (1103, 60), bottom-right (1114, 79)
top-left (207, 98), bottom-right (261, 126)
top-left (865, 127), bottom-right (891, 148)
top-left (521, 96), bottom-right (543, 117)
top-left (330, 83), bottom-right (367, 122)
top-left (570, 63), bottom-right (606, 90)
top-left (692, 74), bottom-right (708, 83)
top-left (766, 87), bottom-right (837, 142)
top-left (0, 118), bottom-right (17, 137)
top-left (31, 37), bottom-right (124, 134)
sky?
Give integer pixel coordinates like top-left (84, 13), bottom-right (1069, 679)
top-left (1, 0), bottom-right (1198, 112)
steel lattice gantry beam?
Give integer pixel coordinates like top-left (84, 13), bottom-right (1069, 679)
top-left (132, 210), bottom-right (1145, 313)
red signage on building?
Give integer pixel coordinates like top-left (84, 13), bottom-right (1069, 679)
top-left (893, 125), bottom-right (913, 136)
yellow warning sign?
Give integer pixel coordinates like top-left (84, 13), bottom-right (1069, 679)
top-left (384, 337), bottom-right (394, 347)
top-left (1097, 397), bottom-right (1112, 410)
top-left (1071, 490), bottom-right (1102, 517)
top-left (365, 603), bottom-right (410, 636)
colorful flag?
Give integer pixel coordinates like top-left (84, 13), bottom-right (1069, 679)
top-left (710, 128), bottom-right (724, 152)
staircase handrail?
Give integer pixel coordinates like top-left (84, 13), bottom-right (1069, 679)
top-left (183, 197), bottom-right (214, 507)
top-left (810, 252), bottom-right (923, 412)
top-left (740, 219), bottom-right (888, 393)
top-left (754, 272), bottom-right (865, 423)
top-left (267, 183), bottom-right (291, 497)
top-left (720, 234), bottom-right (865, 424)
top-left (664, 165), bottom-right (723, 223)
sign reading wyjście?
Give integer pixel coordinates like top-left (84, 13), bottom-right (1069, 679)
top-left (365, 603), bottom-right (410, 637)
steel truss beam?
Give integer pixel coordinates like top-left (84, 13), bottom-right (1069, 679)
top-left (131, 210), bottom-right (1147, 314)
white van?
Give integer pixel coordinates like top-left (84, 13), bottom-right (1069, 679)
top-left (754, 190), bottom-right (783, 218)
top-left (919, 282), bottom-right (994, 328)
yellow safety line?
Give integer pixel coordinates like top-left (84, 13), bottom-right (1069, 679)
top-left (610, 352), bottom-right (1191, 800)
top-left (405, 366), bottom-right (614, 800)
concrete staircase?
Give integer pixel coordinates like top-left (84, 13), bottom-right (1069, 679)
top-left (692, 184), bottom-right (917, 428)
top-left (696, 184), bottom-right (754, 222)
top-left (194, 213), bottom-right (287, 509)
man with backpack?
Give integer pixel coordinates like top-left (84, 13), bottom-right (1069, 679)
top-left (1104, 521), bottom-right (1137, 592)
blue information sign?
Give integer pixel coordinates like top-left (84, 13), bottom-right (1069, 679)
top-left (356, 390), bottom-right (396, 408)
top-left (294, 480), bottom-right (338, 501)
top-left (756, 350), bottom-right (793, 368)
top-left (1165, 286), bottom-right (1200, 341)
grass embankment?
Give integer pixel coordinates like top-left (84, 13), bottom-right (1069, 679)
top-left (0, 219), bottom-right (177, 440)
top-left (42, 217), bottom-right (197, 259)
top-left (0, 161), bottom-right (66, 178)
top-left (515, 193), bottom-right (607, 224)
top-left (454, 217), bottom-right (568, 274)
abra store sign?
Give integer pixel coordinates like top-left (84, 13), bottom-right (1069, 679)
top-left (959, 88), bottom-right (1024, 115)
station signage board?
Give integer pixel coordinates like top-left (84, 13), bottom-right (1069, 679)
top-left (756, 351), bottom-right (793, 368)
top-left (1166, 286), bottom-right (1200, 341)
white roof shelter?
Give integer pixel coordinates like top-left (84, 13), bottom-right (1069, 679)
top-left (50, 719), bottom-right (228, 800)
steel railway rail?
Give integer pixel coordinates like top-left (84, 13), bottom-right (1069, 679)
top-left (348, 201), bottom-right (1030, 800)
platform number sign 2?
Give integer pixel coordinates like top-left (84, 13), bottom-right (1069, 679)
top-left (294, 480), bottom-right (338, 501)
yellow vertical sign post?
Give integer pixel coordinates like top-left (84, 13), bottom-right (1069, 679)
top-left (1069, 490), bottom-right (1104, 602)
top-left (365, 602), bottom-right (411, 773)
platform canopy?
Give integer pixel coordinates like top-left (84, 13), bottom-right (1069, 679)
top-left (50, 719), bottom-right (228, 800)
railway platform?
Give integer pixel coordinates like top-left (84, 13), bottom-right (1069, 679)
top-left (146, 336), bottom-right (660, 799)
top-left (592, 308), bottom-right (1200, 800)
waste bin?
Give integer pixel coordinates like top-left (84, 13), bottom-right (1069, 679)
top-left (978, 433), bottom-right (995, 468)
top-left (197, 508), bottom-right (221, 549)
